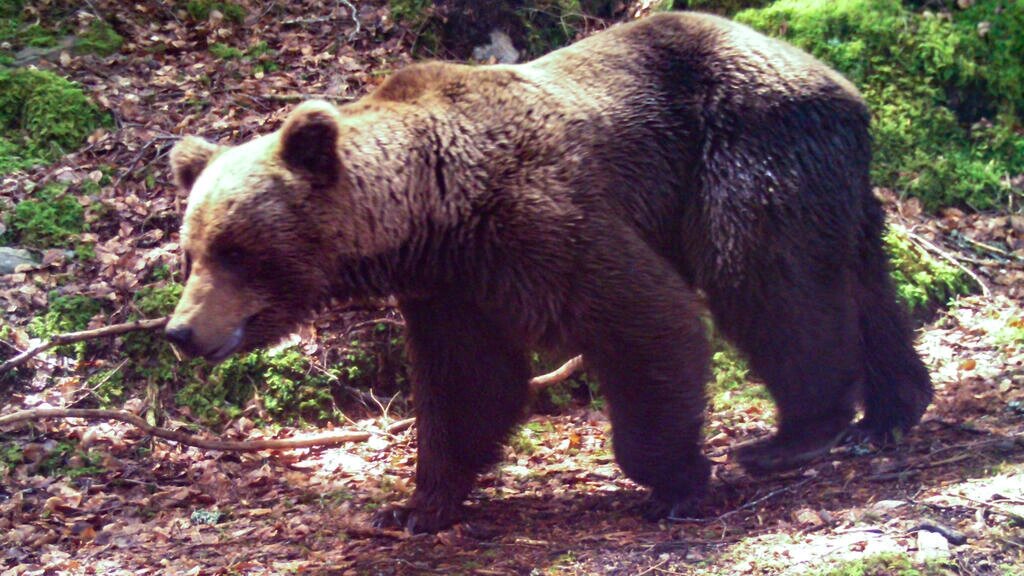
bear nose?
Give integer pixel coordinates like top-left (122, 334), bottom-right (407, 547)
top-left (164, 325), bottom-right (194, 350)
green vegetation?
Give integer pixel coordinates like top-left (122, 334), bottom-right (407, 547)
top-left (35, 441), bottom-right (107, 480)
top-left (177, 348), bottom-right (340, 424)
top-left (807, 552), bottom-right (954, 575)
top-left (737, 0), bottom-right (1024, 211)
top-left (883, 224), bottom-right (972, 317)
top-left (2, 184), bottom-right (85, 248)
top-left (0, 3), bottom-right (122, 58)
top-left (517, 0), bottom-right (587, 58)
top-left (660, 0), bottom-right (770, 15)
top-left (208, 41), bottom-right (278, 74)
top-left (28, 293), bottom-right (106, 360)
top-left (185, 0), bottom-right (247, 23)
top-left (74, 20), bottom-right (124, 56)
top-left (0, 442), bottom-right (23, 474)
top-left (0, 69), bottom-right (110, 174)
top-left (209, 42), bottom-right (244, 60)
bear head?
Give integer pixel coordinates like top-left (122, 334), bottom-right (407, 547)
top-left (165, 101), bottom-right (346, 362)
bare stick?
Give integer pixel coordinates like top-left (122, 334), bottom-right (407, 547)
top-left (338, 0), bottom-right (361, 40)
top-left (0, 408), bottom-right (418, 452)
top-left (529, 355), bottom-right (586, 392)
top-left (904, 227), bottom-right (990, 298)
top-left (1, 317), bottom-right (168, 375)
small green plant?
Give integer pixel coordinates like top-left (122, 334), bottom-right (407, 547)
top-left (808, 551), bottom-right (954, 576)
top-left (0, 442), bottom-right (22, 474)
top-left (883, 224), bottom-right (971, 317)
top-left (708, 339), bottom-right (772, 415)
top-left (28, 293), bottom-right (106, 360)
top-left (209, 42), bottom-right (244, 60)
top-left (37, 441), bottom-right (106, 480)
top-left (3, 184), bottom-right (86, 248)
top-left (74, 20), bottom-right (123, 56)
top-left (185, 0), bottom-right (247, 23)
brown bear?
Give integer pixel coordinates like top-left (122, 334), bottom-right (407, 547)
top-left (165, 12), bottom-right (932, 533)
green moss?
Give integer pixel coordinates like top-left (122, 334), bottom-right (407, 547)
top-left (0, 442), bottom-right (22, 474)
top-left (209, 42), bottom-right (243, 59)
top-left (669, 0), bottom-right (771, 15)
top-left (708, 337), bottom-right (772, 415)
top-left (173, 348), bottom-right (338, 425)
top-left (737, 0), bottom-right (1024, 211)
top-left (883, 224), bottom-right (972, 317)
top-left (3, 184), bottom-right (86, 248)
top-left (22, 24), bottom-right (58, 47)
top-left (808, 552), bottom-right (956, 575)
top-left (74, 20), bottom-right (123, 56)
top-left (0, 69), bottom-right (110, 175)
top-left (28, 293), bottom-right (106, 360)
top-left (185, 0), bottom-right (247, 23)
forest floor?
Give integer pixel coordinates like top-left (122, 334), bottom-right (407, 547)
top-left (1, 1), bottom-right (1023, 574)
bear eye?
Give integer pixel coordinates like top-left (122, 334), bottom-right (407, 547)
top-left (216, 246), bottom-right (248, 272)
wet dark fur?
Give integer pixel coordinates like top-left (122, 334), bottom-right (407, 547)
top-left (170, 12), bottom-right (932, 533)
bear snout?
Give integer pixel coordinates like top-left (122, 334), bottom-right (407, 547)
top-left (164, 325), bottom-right (194, 350)
top-left (164, 321), bottom-right (245, 363)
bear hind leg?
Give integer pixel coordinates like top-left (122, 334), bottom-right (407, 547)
top-left (708, 273), bottom-right (860, 476)
top-left (854, 237), bottom-right (932, 440)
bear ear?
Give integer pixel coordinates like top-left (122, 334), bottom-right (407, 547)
top-left (170, 136), bottom-right (220, 191)
top-left (279, 100), bottom-right (343, 187)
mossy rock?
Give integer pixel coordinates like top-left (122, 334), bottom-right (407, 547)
top-left (737, 0), bottom-right (1024, 211)
top-left (0, 68), bottom-right (110, 174)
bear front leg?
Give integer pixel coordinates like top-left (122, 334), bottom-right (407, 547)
top-left (572, 234), bottom-right (712, 520)
top-left (371, 295), bottom-right (530, 534)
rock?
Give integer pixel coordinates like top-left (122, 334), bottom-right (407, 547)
top-left (472, 30), bottom-right (519, 64)
top-left (916, 529), bottom-right (951, 562)
top-left (0, 247), bottom-right (38, 275)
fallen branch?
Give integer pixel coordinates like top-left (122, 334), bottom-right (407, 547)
top-left (529, 355), bottom-right (586, 391)
top-left (0, 317), bottom-right (168, 375)
top-left (0, 407), bottom-right (415, 452)
top-left (904, 227), bottom-right (990, 298)
top-left (673, 475), bottom-right (818, 524)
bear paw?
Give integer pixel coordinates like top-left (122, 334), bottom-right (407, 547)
top-left (371, 503), bottom-right (463, 534)
top-left (734, 428), bottom-right (846, 477)
top-left (641, 490), bottom-right (705, 522)
top-left (848, 417), bottom-right (909, 446)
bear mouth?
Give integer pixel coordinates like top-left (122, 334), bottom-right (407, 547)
top-left (203, 325), bottom-right (245, 363)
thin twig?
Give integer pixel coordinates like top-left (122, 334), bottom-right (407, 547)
top-left (254, 93), bottom-right (355, 104)
top-left (339, 0), bottom-right (361, 40)
top-left (0, 408), bottom-right (413, 452)
top-left (671, 476), bottom-right (818, 524)
top-left (1, 317), bottom-right (168, 375)
top-left (904, 226), bottom-right (990, 298)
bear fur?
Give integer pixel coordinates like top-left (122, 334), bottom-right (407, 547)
top-left (166, 12), bottom-right (932, 533)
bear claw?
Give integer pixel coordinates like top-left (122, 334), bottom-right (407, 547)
top-left (735, 428), bottom-right (847, 477)
top-left (371, 504), bottom-right (462, 534)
